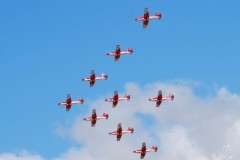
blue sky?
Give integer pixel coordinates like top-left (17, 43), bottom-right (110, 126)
top-left (0, 0), bottom-right (240, 159)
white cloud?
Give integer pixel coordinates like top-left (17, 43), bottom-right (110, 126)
top-left (54, 81), bottom-right (240, 160)
top-left (159, 126), bottom-right (209, 160)
top-left (2, 81), bottom-right (240, 160)
top-left (225, 120), bottom-right (240, 159)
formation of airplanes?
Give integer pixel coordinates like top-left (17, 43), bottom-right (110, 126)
top-left (105, 90), bottom-right (130, 107)
top-left (58, 6), bottom-right (166, 159)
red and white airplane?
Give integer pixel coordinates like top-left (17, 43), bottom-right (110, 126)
top-left (149, 90), bottom-right (174, 107)
top-left (83, 109), bottom-right (109, 127)
top-left (135, 7), bottom-right (162, 28)
top-left (107, 44), bottom-right (133, 61)
top-left (133, 142), bottom-right (158, 159)
top-left (105, 90), bottom-right (130, 108)
top-left (109, 123), bottom-right (134, 141)
top-left (82, 70), bottom-right (108, 87)
top-left (58, 94), bottom-right (84, 111)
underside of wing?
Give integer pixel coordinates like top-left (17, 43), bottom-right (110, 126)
top-left (117, 134), bottom-right (122, 141)
top-left (66, 105), bottom-right (71, 111)
top-left (90, 80), bottom-right (95, 87)
top-left (156, 100), bottom-right (162, 107)
top-left (141, 153), bottom-right (146, 159)
top-left (113, 101), bottom-right (118, 107)
top-left (91, 119), bottom-right (96, 127)
top-left (143, 20), bottom-right (149, 28)
top-left (115, 55), bottom-right (120, 61)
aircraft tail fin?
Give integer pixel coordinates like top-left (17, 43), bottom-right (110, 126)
top-left (151, 146), bottom-right (158, 152)
top-left (156, 13), bottom-right (161, 19)
top-left (128, 127), bottom-right (134, 133)
top-left (77, 98), bottom-right (84, 104)
top-left (168, 94), bottom-right (174, 100)
top-left (102, 73), bottom-right (108, 79)
top-left (127, 48), bottom-right (133, 53)
top-left (125, 94), bottom-right (130, 100)
top-left (102, 113), bottom-right (109, 119)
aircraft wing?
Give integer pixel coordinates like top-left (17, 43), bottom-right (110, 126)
top-left (90, 80), bottom-right (95, 87)
top-left (143, 20), bottom-right (149, 28)
top-left (113, 100), bottom-right (118, 107)
top-left (91, 119), bottom-right (96, 127)
top-left (117, 134), bottom-right (122, 141)
top-left (115, 55), bottom-right (120, 61)
top-left (66, 105), bottom-right (71, 111)
top-left (156, 100), bottom-right (162, 107)
top-left (141, 152), bottom-right (146, 159)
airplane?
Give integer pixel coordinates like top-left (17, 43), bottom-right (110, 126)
top-left (58, 94), bottom-right (84, 111)
top-left (135, 7), bottom-right (162, 28)
top-left (107, 44), bottom-right (133, 61)
top-left (149, 90), bottom-right (174, 107)
top-left (105, 90), bottom-right (130, 107)
top-left (109, 123), bottom-right (134, 141)
top-left (83, 109), bottom-right (109, 127)
top-left (133, 142), bottom-right (158, 159)
top-left (82, 70), bottom-right (108, 87)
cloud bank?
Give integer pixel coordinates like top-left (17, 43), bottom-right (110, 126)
top-left (1, 81), bottom-right (240, 160)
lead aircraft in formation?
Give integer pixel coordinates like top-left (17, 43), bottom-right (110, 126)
top-left (107, 44), bottom-right (133, 61)
top-left (82, 70), bottom-right (108, 87)
top-left (149, 90), bottom-right (174, 107)
top-left (105, 90), bottom-right (130, 107)
top-left (133, 142), bottom-right (158, 159)
top-left (58, 94), bottom-right (84, 111)
top-left (109, 123), bottom-right (134, 141)
top-left (83, 109), bottom-right (109, 127)
top-left (135, 7), bottom-right (162, 28)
